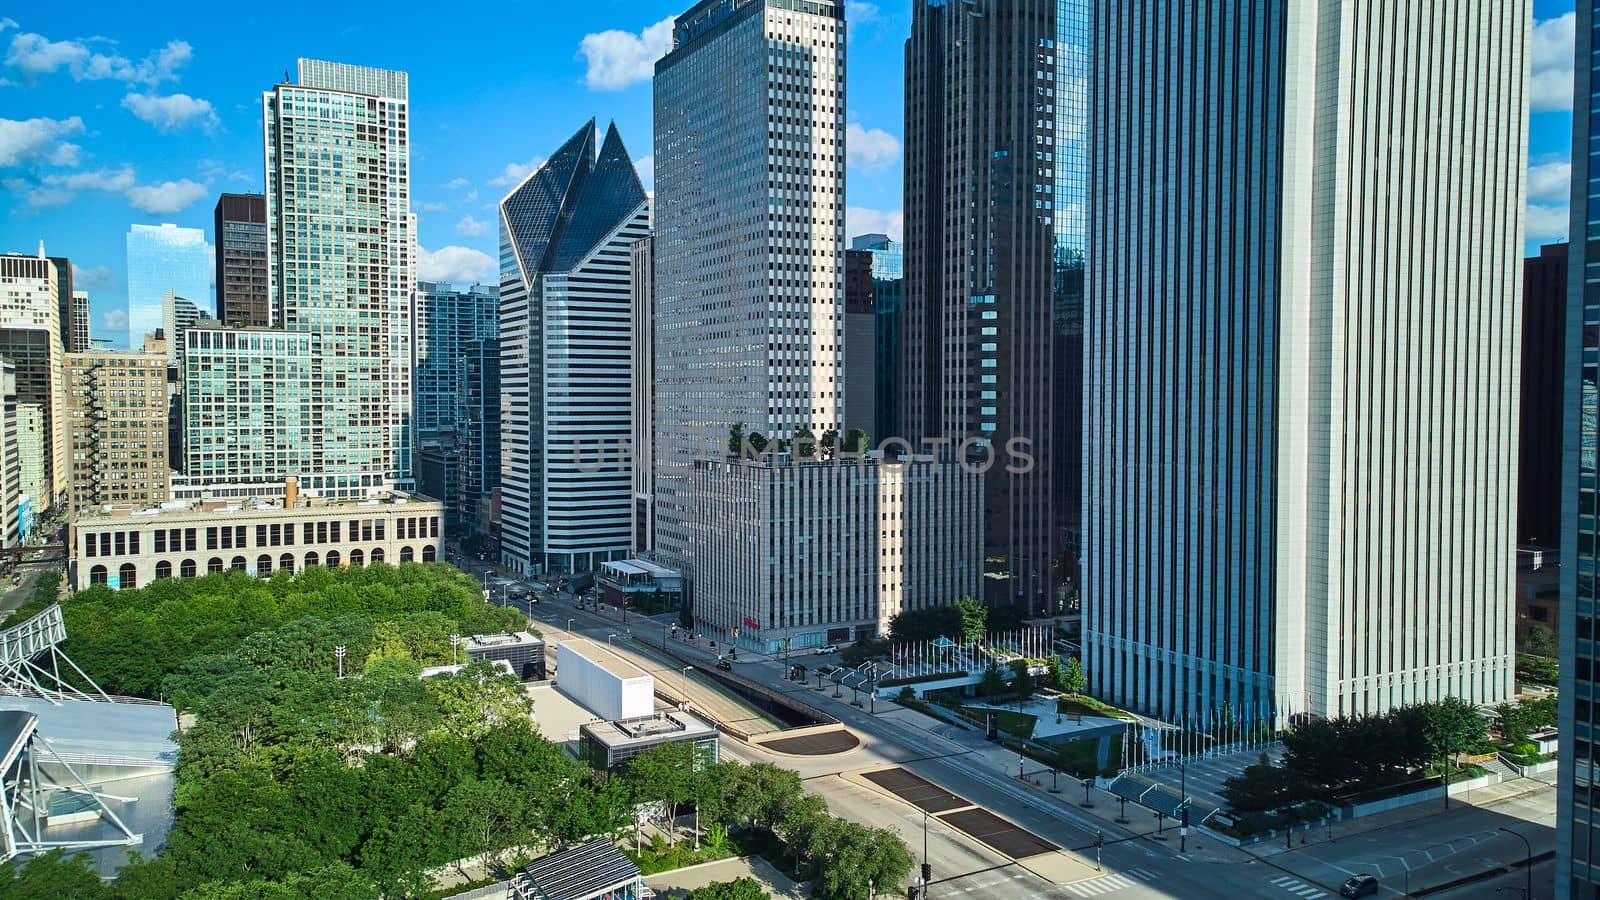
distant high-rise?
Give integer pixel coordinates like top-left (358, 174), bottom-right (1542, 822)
top-left (630, 235), bottom-right (654, 553)
top-left (652, 0), bottom-right (982, 651)
top-left (1562, 2), bottom-right (1600, 896)
top-left (182, 326), bottom-right (320, 482)
top-left (844, 234), bottom-right (903, 443)
top-left (214, 193), bottom-right (269, 328)
top-left (69, 290), bottom-right (90, 352)
top-left (413, 281), bottom-right (497, 446)
top-left (903, 0), bottom-right (1086, 613)
top-left (127, 224), bottom-right (208, 352)
top-left (499, 120), bottom-right (649, 576)
top-left (163, 291), bottom-right (206, 366)
top-left (1085, 1), bottom-right (1526, 722)
top-left (0, 252), bottom-right (67, 511)
top-left (44, 255), bottom-right (75, 352)
top-left (458, 336), bottom-right (500, 541)
top-left (0, 360), bottom-right (21, 547)
top-left (66, 350), bottom-right (169, 509)
top-left (1523, 243), bottom-right (1567, 551)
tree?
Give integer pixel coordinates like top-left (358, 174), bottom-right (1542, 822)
top-left (794, 427), bottom-right (818, 459)
top-left (888, 606), bottom-right (963, 644)
top-left (1062, 657), bottom-right (1086, 696)
top-left (979, 662), bottom-right (1008, 698)
top-left (1221, 755), bottom-right (1305, 813)
top-left (1419, 697), bottom-right (1489, 773)
top-left (1008, 658), bottom-right (1035, 698)
top-left (728, 423), bottom-right (746, 456)
top-left (423, 661), bottom-right (534, 738)
top-left (1524, 624), bottom-right (1557, 658)
top-left (443, 777), bottom-right (528, 874)
top-left (842, 428), bottom-right (870, 455)
top-left (0, 850), bottom-right (111, 900)
top-left (687, 878), bottom-right (768, 900)
top-left (1041, 655), bottom-right (1065, 691)
top-left (954, 596), bottom-right (987, 646)
top-left (626, 742), bottom-right (697, 844)
top-left (820, 429), bottom-right (838, 461)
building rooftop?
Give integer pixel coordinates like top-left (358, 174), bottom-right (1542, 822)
top-left (467, 631), bottom-right (543, 650)
top-left (580, 709), bottom-right (718, 750)
top-left (512, 839), bottom-right (641, 900)
top-left (74, 488), bottom-right (438, 522)
top-left (560, 639), bottom-right (650, 681)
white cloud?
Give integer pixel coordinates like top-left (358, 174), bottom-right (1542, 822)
top-left (6, 33), bottom-right (192, 86)
top-left (464, 189), bottom-right (479, 203)
top-left (103, 308), bottom-right (128, 332)
top-left (76, 265), bottom-right (114, 289)
top-left (418, 245), bottom-right (496, 284)
top-left (634, 155), bottom-right (654, 190)
top-left (846, 122), bottom-right (900, 173)
top-left (445, 177), bottom-right (469, 190)
top-left (0, 19), bottom-right (17, 33)
top-left (0, 115), bottom-right (83, 166)
top-left (577, 16), bottom-right (673, 91)
top-left (456, 214), bottom-right (488, 238)
top-left (125, 178), bottom-right (206, 214)
top-left (122, 92), bottom-right (218, 131)
top-left (1528, 161), bottom-right (1571, 205)
top-left (489, 157), bottom-right (545, 188)
top-left (1530, 13), bottom-right (1575, 113)
top-left (419, 201), bottom-right (447, 213)
top-left (845, 1), bottom-right (880, 24)
top-left (57, 166), bottom-right (136, 192)
top-left (846, 206), bottom-right (903, 242)
top-left (1526, 204), bottom-right (1570, 243)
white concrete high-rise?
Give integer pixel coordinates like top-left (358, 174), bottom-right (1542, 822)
top-left (652, 0), bottom-right (847, 561)
top-left (498, 121), bottom-right (650, 576)
top-left (0, 253), bottom-right (66, 511)
top-left (1083, 1), bottom-right (1527, 722)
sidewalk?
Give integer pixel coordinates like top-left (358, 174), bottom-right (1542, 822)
top-left (644, 856), bottom-right (807, 898)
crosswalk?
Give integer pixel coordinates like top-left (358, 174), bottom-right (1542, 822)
top-left (1064, 868), bottom-right (1157, 897)
top-left (1268, 875), bottom-right (1329, 898)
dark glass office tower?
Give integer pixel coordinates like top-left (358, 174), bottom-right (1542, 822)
top-left (903, 0), bottom-right (1086, 614)
top-left (214, 193), bottom-right (269, 328)
top-left (1562, 4), bottom-right (1600, 896)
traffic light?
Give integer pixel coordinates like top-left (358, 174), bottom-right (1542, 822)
top-left (907, 889), bottom-right (920, 900)
top-left (1094, 830), bottom-right (1104, 849)
top-left (921, 863), bottom-right (932, 883)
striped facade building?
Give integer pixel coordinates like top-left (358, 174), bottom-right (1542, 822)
top-left (499, 121), bottom-right (650, 576)
top-left (1084, 1), bottom-right (1526, 722)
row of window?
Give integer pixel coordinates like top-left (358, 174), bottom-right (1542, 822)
top-left (86, 544), bottom-right (437, 588)
top-left (83, 515), bottom-right (440, 557)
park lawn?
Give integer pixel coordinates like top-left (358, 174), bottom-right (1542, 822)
top-left (960, 706), bottom-right (1038, 739)
top-left (1056, 695), bottom-right (1138, 721)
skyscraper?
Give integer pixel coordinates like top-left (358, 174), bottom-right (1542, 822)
top-left (69, 290), bottom-right (90, 352)
top-left (264, 60), bottom-right (413, 493)
top-left (0, 252), bottom-right (67, 511)
top-left (458, 336), bottom-right (500, 542)
top-left (498, 120), bottom-right (650, 576)
top-left (1084, 2), bottom-right (1526, 722)
top-left (164, 291), bottom-right (206, 366)
top-left (127, 224), bottom-right (208, 350)
top-left (1561, 4), bottom-right (1599, 895)
top-left (66, 350), bottom-right (169, 509)
top-left (903, 0), bottom-right (1087, 614)
top-left (214, 193), bottom-right (270, 328)
top-left (413, 281), bottom-right (498, 446)
top-left (182, 326), bottom-right (320, 482)
top-left (844, 234), bottom-right (903, 443)
top-left (652, 0), bottom-right (982, 651)
top-left (630, 236), bottom-right (654, 553)
top-left (44, 254), bottom-right (75, 352)
top-left (1523, 243), bottom-right (1568, 551)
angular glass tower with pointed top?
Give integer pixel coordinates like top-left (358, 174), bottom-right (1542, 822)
top-left (498, 121), bottom-right (651, 576)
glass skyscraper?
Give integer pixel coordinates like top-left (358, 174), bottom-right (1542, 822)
top-left (498, 120), bottom-right (650, 576)
top-left (413, 281), bottom-right (498, 446)
top-left (126, 223), bottom-right (208, 350)
top-left (1562, 3), bottom-right (1600, 895)
top-left (903, 0), bottom-right (1086, 613)
top-left (241, 59), bottom-right (413, 496)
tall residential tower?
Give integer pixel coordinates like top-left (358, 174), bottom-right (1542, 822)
top-left (214, 193), bottom-right (270, 328)
top-left (1084, 1), bottom-right (1527, 722)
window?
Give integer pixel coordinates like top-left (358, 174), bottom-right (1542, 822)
top-left (208, 557), bottom-right (224, 574)
top-left (326, 550), bottom-right (341, 568)
top-left (258, 555), bottom-right (272, 576)
top-left (181, 559), bottom-right (197, 578)
top-left (305, 551), bottom-right (320, 568)
top-left (118, 563), bottom-right (137, 589)
top-left (371, 548), bottom-right (384, 564)
top-left (230, 556), bottom-right (246, 572)
top-left (400, 546), bottom-right (414, 563)
top-left (89, 565), bottom-right (107, 585)
top-left (279, 553), bottom-right (295, 574)
top-left (421, 545), bottom-right (436, 563)
top-left (350, 549), bottom-right (364, 567)
top-left (155, 561), bottom-right (172, 580)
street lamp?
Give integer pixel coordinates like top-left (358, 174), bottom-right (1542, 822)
top-left (334, 645), bottom-right (346, 679)
top-left (450, 634), bottom-right (461, 665)
top-left (567, 618), bottom-right (575, 634)
top-left (681, 666), bottom-right (692, 709)
top-left (1499, 826), bottom-right (1533, 900)
top-left (608, 632), bottom-right (618, 645)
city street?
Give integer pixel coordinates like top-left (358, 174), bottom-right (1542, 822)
top-left (525, 589), bottom-right (1559, 899)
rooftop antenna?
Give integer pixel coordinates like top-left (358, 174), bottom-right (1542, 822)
top-left (36, 240), bottom-right (44, 259)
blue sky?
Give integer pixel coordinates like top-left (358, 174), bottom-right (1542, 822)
top-left (0, 1), bottom-right (1576, 348)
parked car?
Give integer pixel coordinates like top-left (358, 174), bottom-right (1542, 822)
top-left (1339, 875), bottom-right (1379, 898)
top-left (716, 658), bottom-right (733, 671)
top-left (814, 644), bottom-right (837, 655)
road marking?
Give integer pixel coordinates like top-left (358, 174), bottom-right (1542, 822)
top-left (1128, 867), bottom-right (1157, 880)
top-left (1065, 873), bottom-right (1136, 896)
top-left (1269, 875), bottom-right (1328, 898)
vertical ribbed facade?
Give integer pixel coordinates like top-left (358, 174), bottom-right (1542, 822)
top-left (1086, 1), bottom-right (1524, 722)
top-left (0, 254), bottom-right (66, 510)
top-left (631, 236), bottom-right (655, 553)
top-left (499, 121), bottom-right (650, 576)
top-left (903, 0), bottom-right (1086, 614)
top-left (1562, 3), bottom-right (1599, 896)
